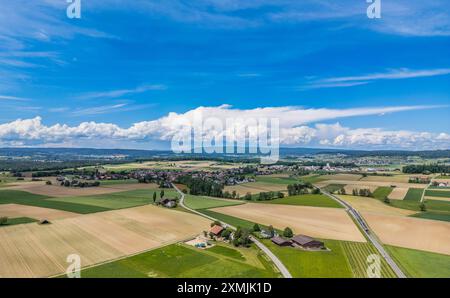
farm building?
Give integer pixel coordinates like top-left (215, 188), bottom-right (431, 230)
top-left (271, 236), bottom-right (291, 247)
top-left (209, 225), bottom-right (224, 237)
top-left (158, 198), bottom-right (177, 208)
top-left (291, 235), bottom-right (324, 249)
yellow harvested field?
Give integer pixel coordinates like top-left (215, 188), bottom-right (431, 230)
top-left (360, 175), bottom-right (420, 183)
top-left (224, 182), bottom-right (286, 196)
top-left (363, 213), bottom-right (450, 255)
top-left (212, 204), bottom-right (366, 243)
top-left (337, 195), bottom-right (415, 217)
top-left (0, 204), bottom-right (79, 221)
top-left (320, 174), bottom-right (362, 181)
top-left (425, 196), bottom-right (450, 202)
top-left (388, 187), bottom-right (409, 200)
top-left (5, 182), bottom-right (159, 197)
top-left (0, 205), bottom-right (210, 277)
top-left (315, 179), bottom-right (427, 189)
top-left (343, 184), bottom-right (377, 194)
top-left (104, 160), bottom-right (249, 171)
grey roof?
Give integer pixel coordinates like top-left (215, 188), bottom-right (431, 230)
top-left (271, 236), bottom-right (291, 245)
top-left (291, 235), bottom-right (316, 245)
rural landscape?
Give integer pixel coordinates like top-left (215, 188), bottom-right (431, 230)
top-left (0, 149), bottom-right (449, 278)
top-left (1, 0), bottom-right (449, 284)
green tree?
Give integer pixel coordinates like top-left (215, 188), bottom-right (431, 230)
top-left (420, 202), bottom-right (427, 212)
top-left (160, 189), bottom-right (165, 199)
top-left (153, 192), bottom-right (157, 203)
top-left (244, 192), bottom-right (252, 201)
top-left (0, 217), bottom-right (8, 225)
top-left (253, 223), bottom-right (261, 232)
top-left (384, 197), bottom-right (390, 204)
top-left (283, 227), bottom-right (293, 238)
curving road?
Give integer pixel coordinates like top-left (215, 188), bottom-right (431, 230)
top-left (172, 184), bottom-right (292, 278)
top-left (319, 188), bottom-right (407, 278)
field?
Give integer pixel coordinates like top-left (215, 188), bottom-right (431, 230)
top-left (5, 181), bottom-right (159, 197)
top-left (101, 160), bottom-right (252, 171)
top-left (258, 194), bottom-right (343, 208)
top-left (80, 243), bottom-right (280, 278)
top-left (341, 241), bottom-right (396, 278)
top-left (425, 189), bottom-right (450, 198)
top-left (372, 187), bottom-right (393, 199)
top-left (386, 245), bottom-right (450, 278)
top-left (388, 187), bottom-right (409, 200)
top-left (323, 184), bottom-right (345, 193)
top-left (362, 212), bottom-right (450, 255)
top-left (0, 217), bottom-right (38, 227)
top-left (47, 188), bottom-right (178, 210)
top-left (262, 239), bottom-right (353, 278)
top-left (403, 188), bottom-right (424, 201)
top-left (317, 179), bottom-right (427, 190)
top-left (0, 190), bottom-right (110, 214)
top-left (0, 205), bottom-right (210, 277)
top-left (0, 203), bottom-right (79, 220)
top-left (212, 203), bottom-right (366, 242)
top-left (224, 182), bottom-right (287, 196)
top-left (337, 195), bottom-right (415, 217)
top-left (183, 195), bottom-right (244, 210)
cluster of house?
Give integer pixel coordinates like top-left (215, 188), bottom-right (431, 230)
top-left (132, 168), bottom-right (256, 186)
top-left (432, 181), bottom-right (449, 187)
top-left (271, 235), bottom-right (325, 250)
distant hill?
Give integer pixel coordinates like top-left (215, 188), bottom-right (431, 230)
top-left (1, 147), bottom-right (449, 160)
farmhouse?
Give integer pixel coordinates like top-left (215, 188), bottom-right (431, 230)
top-left (271, 236), bottom-right (291, 247)
top-left (209, 225), bottom-right (224, 237)
top-left (159, 198), bottom-right (177, 208)
top-left (291, 235), bottom-right (324, 249)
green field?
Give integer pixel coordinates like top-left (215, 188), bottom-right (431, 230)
top-left (0, 190), bottom-right (110, 214)
top-left (0, 217), bottom-right (38, 227)
top-left (99, 179), bottom-right (139, 185)
top-left (255, 176), bottom-right (298, 185)
top-left (184, 195), bottom-right (244, 210)
top-left (0, 188), bottom-right (178, 214)
top-left (373, 187), bottom-right (393, 199)
top-left (425, 190), bottom-right (450, 198)
top-left (386, 245), bottom-right (450, 278)
top-left (425, 199), bottom-right (450, 212)
top-left (200, 209), bottom-right (258, 230)
top-left (299, 175), bottom-right (327, 184)
top-left (410, 212), bottom-right (450, 222)
top-left (80, 243), bottom-right (280, 278)
top-left (403, 188), bottom-right (424, 202)
top-left (259, 194), bottom-right (343, 208)
top-left (262, 239), bottom-right (353, 278)
top-left (341, 242), bottom-right (396, 278)
top-left (323, 184), bottom-right (345, 193)
top-left (48, 189), bottom-right (176, 210)
top-left (205, 245), bottom-right (245, 261)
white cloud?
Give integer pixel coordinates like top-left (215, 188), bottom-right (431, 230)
top-left (0, 95), bottom-right (28, 101)
top-left (0, 105), bottom-right (448, 150)
top-left (302, 68), bottom-right (450, 89)
top-left (76, 84), bottom-right (167, 100)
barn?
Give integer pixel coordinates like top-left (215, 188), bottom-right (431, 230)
top-left (291, 235), bottom-right (324, 249)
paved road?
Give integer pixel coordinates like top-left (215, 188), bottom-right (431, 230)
top-left (319, 188), bottom-right (407, 278)
top-left (172, 184), bottom-right (293, 278)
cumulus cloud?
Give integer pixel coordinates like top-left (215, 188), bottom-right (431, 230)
top-left (0, 105), bottom-right (449, 150)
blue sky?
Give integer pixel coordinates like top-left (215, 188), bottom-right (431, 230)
top-left (0, 0), bottom-right (449, 150)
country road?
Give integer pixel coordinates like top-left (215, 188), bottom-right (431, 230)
top-left (172, 184), bottom-right (293, 278)
top-left (319, 188), bottom-right (407, 278)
